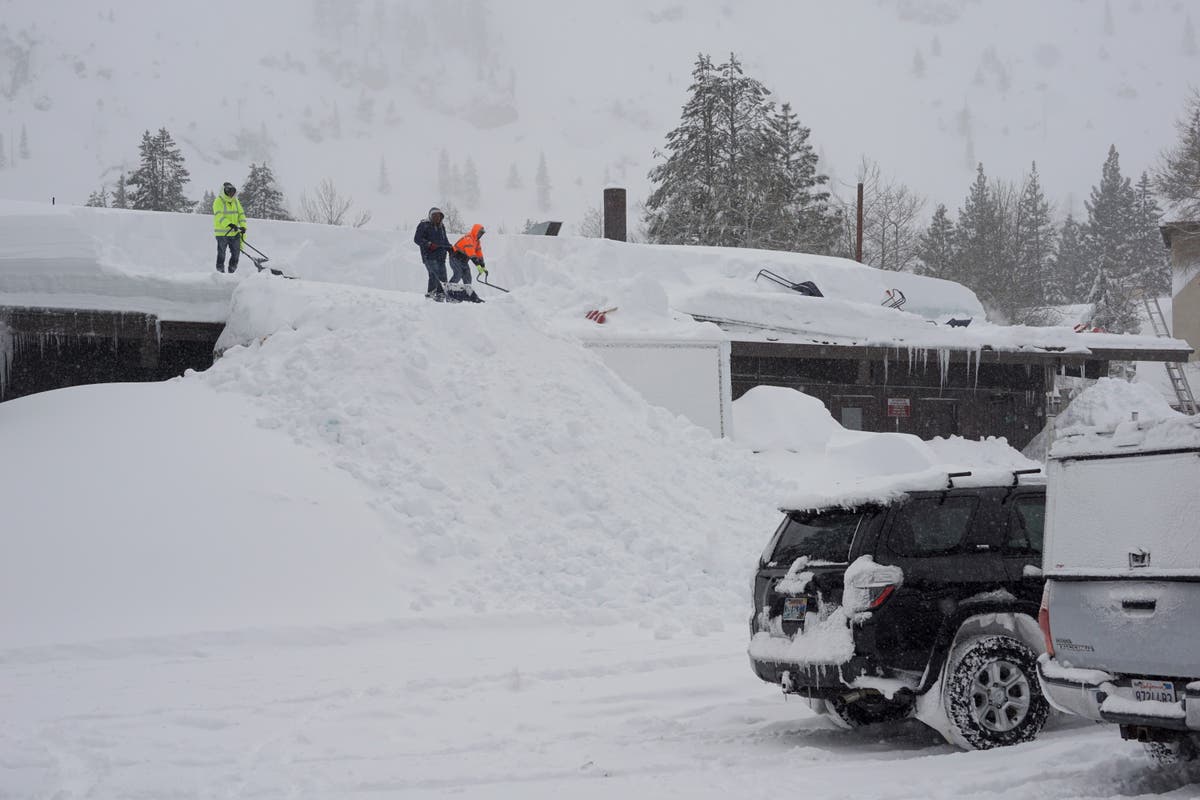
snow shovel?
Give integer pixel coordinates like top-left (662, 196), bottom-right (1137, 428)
top-left (233, 229), bottom-right (296, 279)
top-left (477, 269), bottom-right (510, 293)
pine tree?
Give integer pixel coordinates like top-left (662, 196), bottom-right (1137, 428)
top-left (759, 102), bottom-right (837, 253)
top-left (1082, 145), bottom-right (1139, 332)
top-left (535, 151), bottom-right (551, 213)
top-left (1156, 92), bottom-right (1200, 220)
top-left (85, 185), bottom-right (109, 208)
top-left (462, 157), bottom-right (481, 208)
top-left (1011, 162), bottom-right (1055, 312)
top-left (125, 128), bottom-right (192, 212)
top-left (505, 162), bottom-right (523, 190)
top-left (712, 54), bottom-right (772, 248)
top-left (111, 172), bottom-right (130, 209)
top-left (954, 164), bottom-right (1006, 309)
top-left (378, 156), bottom-right (391, 195)
top-left (18, 124), bottom-right (29, 159)
top-left (912, 50), bottom-right (926, 78)
top-left (1185, 15), bottom-right (1198, 57)
top-left (645, 53), bottom-right (721, 245)
top-left (1049, 214), bottom-right (1088, 304)
top-left (1131, 172), bottom-right (1169, 296)
top-left (916, 203), bottom-right (956, 279)
top-left (196, 189), bottom-right (217, 214)
top-left (240, 162), bottom-right (291, 220)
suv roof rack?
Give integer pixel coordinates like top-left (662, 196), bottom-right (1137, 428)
top-left (947, 471), bottom-right (972, 489)
top-left (1011, 468), bottom-right (1042, 486)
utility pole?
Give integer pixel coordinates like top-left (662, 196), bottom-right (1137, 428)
top-left (855, 182), bottom-right (864, 263)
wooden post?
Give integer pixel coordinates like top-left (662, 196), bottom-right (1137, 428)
top-left (855, 182), bottom-right (864, 263)
top-left (603, 188), bottom-right (627, 242)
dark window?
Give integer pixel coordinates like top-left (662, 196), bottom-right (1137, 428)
top-left (769, 508), bottom-right (877, 565)
top-left (888, 496), bottom-right (977, 556)
top-left (1006, 498), bottom-right (1045, 555)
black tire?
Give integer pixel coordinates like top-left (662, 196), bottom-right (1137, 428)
top-left (942, 634), bottom-right (1049, 750)
top-left (825, 693), bottom-right (913, 730)
top-left (1144, 735), bottom-right (1200, 765)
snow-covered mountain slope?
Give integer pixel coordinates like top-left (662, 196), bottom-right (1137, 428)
top-left (1, 0), bottom-right (1195, 230)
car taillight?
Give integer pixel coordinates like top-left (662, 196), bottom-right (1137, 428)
top-left (843, 560), bottom-right (904, 613)
top-left (867, 584), bottom-right (897, 609)
top-left (1038, 583), bottom-right (1054, 658)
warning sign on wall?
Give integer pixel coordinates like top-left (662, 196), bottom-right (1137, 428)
top-left (887, 398), bottom-right (912, 418)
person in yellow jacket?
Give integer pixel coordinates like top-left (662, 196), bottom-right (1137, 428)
top-left (213, 181), bottom-right (247, 273)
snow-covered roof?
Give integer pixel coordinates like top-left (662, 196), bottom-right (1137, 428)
top-left (0, 199), bottom-right (1191, 361)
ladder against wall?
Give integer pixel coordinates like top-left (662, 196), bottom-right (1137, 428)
top-left (1139, 293), bottom-right (1199, 415)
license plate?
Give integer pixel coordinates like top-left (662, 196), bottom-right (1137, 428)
top-left (782, 597), bottom-right (808, 622)
top-left (1131, 679), bottom-right (1177, 703)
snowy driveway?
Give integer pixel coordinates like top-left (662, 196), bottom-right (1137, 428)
top-left (4, 621), bottom-right (1198, 799)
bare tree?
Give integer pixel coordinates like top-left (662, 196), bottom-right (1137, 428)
top-left (578, 206), bottom-right (603, 238)
top-left (834, 158), bottom-right (926, 271)
top-left (298, 178), bottom-right (371, 227)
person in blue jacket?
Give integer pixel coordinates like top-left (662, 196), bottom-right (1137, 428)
top-left (413, 207), bottom-right (452, 300)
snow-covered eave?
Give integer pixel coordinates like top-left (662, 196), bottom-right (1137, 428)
top-left (702, 319), bottom-right (1192, 363)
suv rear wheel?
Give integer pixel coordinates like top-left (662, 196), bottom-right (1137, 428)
top-left (1144, 735), bottom-right (1200, 765)
top-left (942, 634), bottom-right (1049, 750)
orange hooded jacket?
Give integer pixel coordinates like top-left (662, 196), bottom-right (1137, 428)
top-left (453, 224), bottom-right (485, 264)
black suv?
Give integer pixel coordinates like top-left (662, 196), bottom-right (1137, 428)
top-left (748, 473), bottom-right (1050, 750)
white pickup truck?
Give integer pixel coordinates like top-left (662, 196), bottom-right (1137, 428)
top-left (1036, 414), bottom-right (1200, 762)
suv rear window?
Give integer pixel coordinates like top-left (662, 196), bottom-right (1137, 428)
top-left (887, 496), bottom-right (977, 556)
top-left (769, 508), bottom-right (874, 565)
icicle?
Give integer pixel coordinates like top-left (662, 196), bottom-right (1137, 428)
top-left (883, 351), bottom-right (889, 384)
top-left (938, 348), bottom-right (950, 389)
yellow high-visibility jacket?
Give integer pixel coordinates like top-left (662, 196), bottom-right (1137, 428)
top-left (213, 194), bottom-right (247, 237)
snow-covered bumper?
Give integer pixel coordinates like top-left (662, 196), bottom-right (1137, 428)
top-left (748, 611), bottom-right (880, 697)
top-left (1037, 655), bottom-right (1200, 733)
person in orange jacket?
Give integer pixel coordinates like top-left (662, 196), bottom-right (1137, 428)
top-left (447, 223), bottom-right (487, 303)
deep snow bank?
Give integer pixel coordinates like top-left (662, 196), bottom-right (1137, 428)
top-left (0, 381), bottom-right (416, 649)
top-left (205, 276), bottom-right (780, 632)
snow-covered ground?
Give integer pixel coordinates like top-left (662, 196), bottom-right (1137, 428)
top-left (4, 204), bottom-right (1200, 796)
top-left (10, 620), bottom-right (1200, 799)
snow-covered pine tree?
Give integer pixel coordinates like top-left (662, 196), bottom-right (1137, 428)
top-left (18, 124), bottom-right (29, 159)
top-left (645, 53), bottom-right (721, 245)
top-left (1012, 162), bottom-right (1055, 312)
top-left (1185, 15), bottom-right (1198, 57)
top-left (505, 162), bottom-right (523, 190)
top-left (954, 163), bottom-right (1006, 310)
top-left (535, 151), bottom-right (551, 212)
top-left (125, 128), bottom-right (192, 212)
top-left (378, 156), bottom-right (391, 195)
top-left (712, 54), bottom-right (772, 248)
top-left (1155, 91), bottom-right (1200, 220)
top-left (1050, 214), bottom-right (1088, 303)
top-left (463, 157), bottom-right (481, 209)
top-left (85, 185), bottom-right (109, 208)
top-left (111, 172), bottom-right (129, 209)
top-left (759, 102), bottom-right (838, 254)
top-left (916, 203), bottom-right (956, 279)
top-left (240, 162), bottom-right (291, 220)
top-left (0, 133), bottom-right (7, 169)
top-left (1131, 171), bottom-right (1170, 296)
top-left (196, 189), bottom-right (216, 214)
top-left (1082, 145), bottom-right (1139, 332)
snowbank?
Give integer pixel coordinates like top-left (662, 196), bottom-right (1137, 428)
top-left (1054, 377), bottom-right (1183, 436)
top-left (0, 381), bottom-right (416, 649)
top-left (730, 385), bottom-right (1041, 510)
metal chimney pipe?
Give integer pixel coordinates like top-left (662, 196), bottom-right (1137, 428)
top-left (603, 187), bottom-right (627, 242)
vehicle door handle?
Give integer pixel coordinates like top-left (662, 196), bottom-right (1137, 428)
top-left (1121, 599), bottom-right (1156, 612)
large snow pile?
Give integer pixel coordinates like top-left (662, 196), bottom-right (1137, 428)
top-left (730, 386), bottom-right (1041, 510)
top-left (1054, 377), bottom-right (1183, 436)
top-left (0, 382), bottom-right (416, 649)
